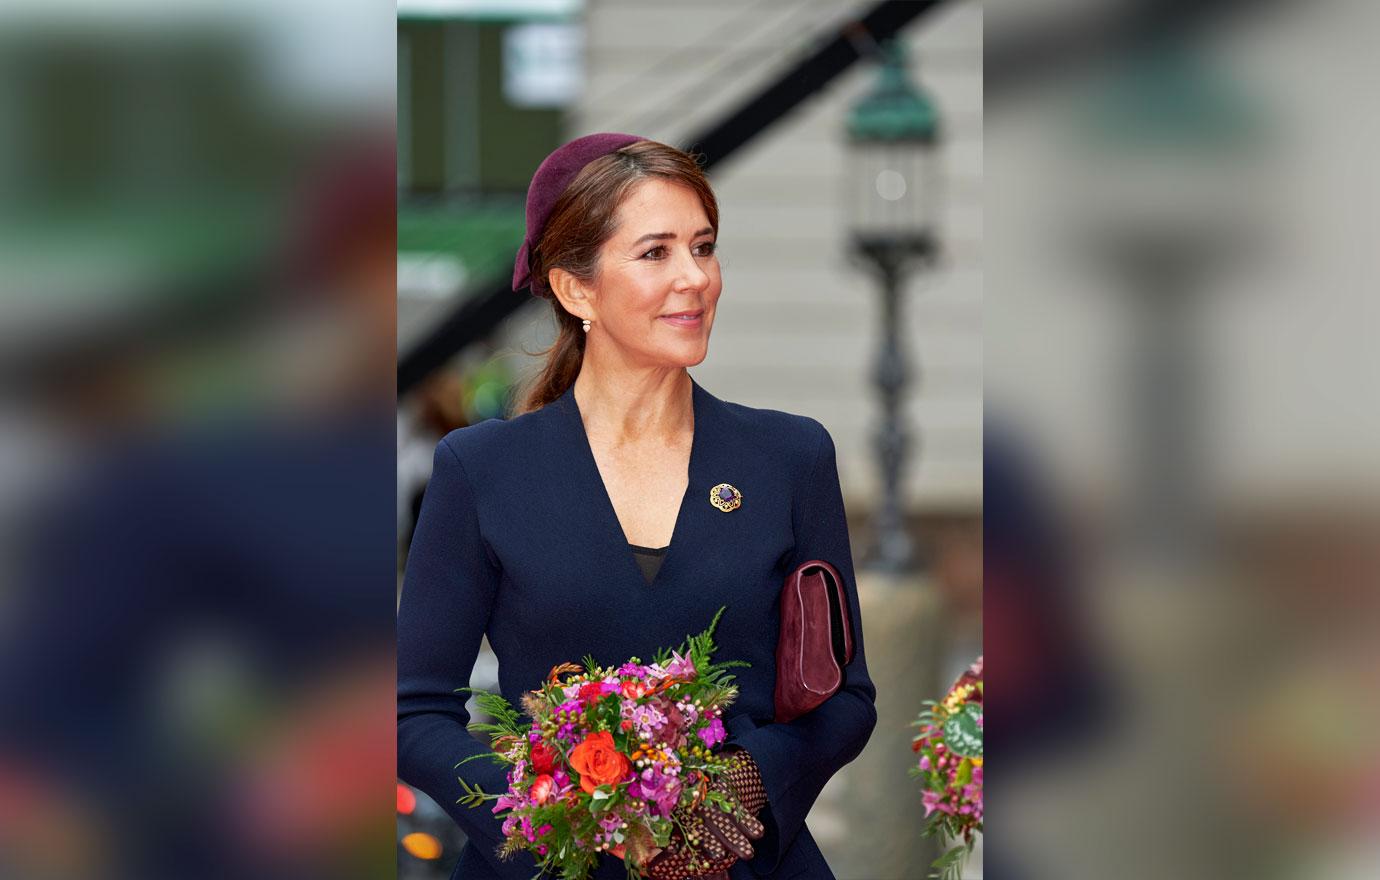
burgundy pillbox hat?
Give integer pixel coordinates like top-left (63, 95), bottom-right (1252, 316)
top-left (512, 131), bottom-right (646, 293)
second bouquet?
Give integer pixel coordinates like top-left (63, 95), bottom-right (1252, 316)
top-left (457, 607), bottom-right (753, 880)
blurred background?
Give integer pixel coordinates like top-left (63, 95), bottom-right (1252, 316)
top-left (393, 2), bottom-right (983, 878)
top-left (0, 2), bottom-right (397, 880)
top-left (983, 0), bottom-right (1380, 879)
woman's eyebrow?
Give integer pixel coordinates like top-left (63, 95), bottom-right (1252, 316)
top-left (630, 227), bottom-right (714, 246)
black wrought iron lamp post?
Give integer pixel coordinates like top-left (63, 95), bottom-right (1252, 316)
top-left (846, 37), bottom-right (941, 574)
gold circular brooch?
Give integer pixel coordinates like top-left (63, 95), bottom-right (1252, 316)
top-left (709, 483), bottom-right (742, 512)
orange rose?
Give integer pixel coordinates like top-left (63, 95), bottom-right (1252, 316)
top-left (568, 730), bottom-right (630, 794)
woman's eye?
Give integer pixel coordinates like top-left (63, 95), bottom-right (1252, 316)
top-left (640, 242), bottom-right (717, 260)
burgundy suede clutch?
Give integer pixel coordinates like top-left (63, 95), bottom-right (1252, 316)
top-left (773, 559), bottom-right (855, 724)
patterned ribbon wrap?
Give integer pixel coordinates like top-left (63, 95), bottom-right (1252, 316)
top-left (647, 750), bottom-right (767, 880)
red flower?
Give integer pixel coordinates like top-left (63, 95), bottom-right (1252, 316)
top-left (530, 774), bottom-right (554, 805)
top-left (621, 680), bottom-right (650, 699)
top-left (578, 682), bottom-right (607, 705)
top-left (531, 741), bottom-right (558, 775)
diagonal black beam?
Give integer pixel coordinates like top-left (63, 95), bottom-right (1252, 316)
top-left (682, 0), bottom-right (940, 170)
top-left (397, 0), bottom-right (944, 397)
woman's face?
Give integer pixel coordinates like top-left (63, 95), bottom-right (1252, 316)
top-left (589, 178), bottom-right (721, 368)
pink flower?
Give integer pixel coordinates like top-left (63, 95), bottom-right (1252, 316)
top-left (922, 789), bottom-right (953, 818)
top-left (664, 651), bottom-right (697, 678)
top-left (492, 791), bottom-right (522, 814)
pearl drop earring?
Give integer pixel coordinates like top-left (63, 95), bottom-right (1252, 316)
top-left (582, 318), bottom-right (591, 333)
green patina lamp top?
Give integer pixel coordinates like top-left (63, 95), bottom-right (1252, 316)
top-left (847, 38), bottom-right (939, 144)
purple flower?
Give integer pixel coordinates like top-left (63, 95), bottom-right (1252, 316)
top-left (630, 767), bottom-right (683, 817)
top-left (696, 717), bottom-right (726, 748)
top-left (618, 662), bottom-right (649, 677)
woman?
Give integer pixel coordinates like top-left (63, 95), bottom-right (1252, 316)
top-left (397, 133), bottom-right (877, 880)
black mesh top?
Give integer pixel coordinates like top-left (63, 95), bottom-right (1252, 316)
top-left (628, 542), bottom-right (668, 584)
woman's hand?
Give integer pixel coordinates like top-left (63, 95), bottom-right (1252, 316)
top-left (645, 749), bottom-right (766, 880)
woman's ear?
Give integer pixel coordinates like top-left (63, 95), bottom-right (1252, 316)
top-left (549, 267), bottom-right (595, 323)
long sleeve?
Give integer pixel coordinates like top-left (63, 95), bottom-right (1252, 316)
top-left (397, 435), bottom-right (511, 871)
top-left (725, 423), bottom-right (879, 876)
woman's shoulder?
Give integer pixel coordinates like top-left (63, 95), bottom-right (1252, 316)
top-left (436, 402), bottom-right (556, 468)
top-left (716, 395), bottom-right (830, 463)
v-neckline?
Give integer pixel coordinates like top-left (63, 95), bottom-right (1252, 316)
top-left (565, 376), bottom-right (703, 590)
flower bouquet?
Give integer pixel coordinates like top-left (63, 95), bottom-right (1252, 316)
top-left (910, 655), bottom-right (983, 880)
top-left (456, 607), bottom-right (751, 879)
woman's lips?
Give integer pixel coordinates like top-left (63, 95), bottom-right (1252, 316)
top-left (659, 312), bottom-right (703, 329)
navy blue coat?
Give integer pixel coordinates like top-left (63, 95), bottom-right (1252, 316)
top-left (397, 376), bottom-right (877, 880)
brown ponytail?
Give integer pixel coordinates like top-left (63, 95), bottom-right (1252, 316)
top-left (510, 140), bottom-right (718, 417)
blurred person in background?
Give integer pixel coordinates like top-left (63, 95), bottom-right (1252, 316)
top-left (0, 136), bottom-right (397, 880)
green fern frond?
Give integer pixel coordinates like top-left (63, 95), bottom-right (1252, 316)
top-left (454, 687), bottom-right (525, 737)
top-left (928, 844), bottom-right (968, 880)
top-left (456, 776), bottom-right (496, 808)
top-left (455, 751), bottom-right (510, 768)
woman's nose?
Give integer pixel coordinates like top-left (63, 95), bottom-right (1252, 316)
top-left (672, 245), bottom-right (710, 289)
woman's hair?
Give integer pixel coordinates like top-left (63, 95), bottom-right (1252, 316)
top-left (510, 139), bottom-right (718, 417)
